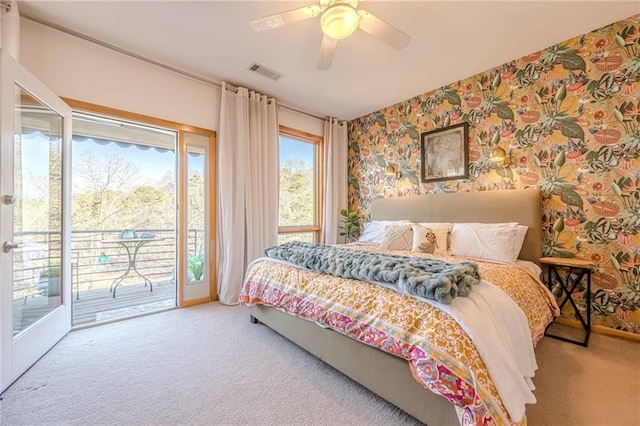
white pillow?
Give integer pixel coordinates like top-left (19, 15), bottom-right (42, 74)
top-left (513, 225), bottom-right (529, 260)
top-left (411, 223), bottom-right (451, 255)
top-left (450, 222), bottom-right (519, 262)
top-left (358, 220), bottom-right (410, 245)
top-left (380, 224), bottom-right (413, 251)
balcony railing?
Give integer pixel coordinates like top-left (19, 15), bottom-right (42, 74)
top-left (13, 228), bottom-right (202, 300)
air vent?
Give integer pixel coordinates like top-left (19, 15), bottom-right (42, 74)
top-left (248, 62), bottom-right (284, 81)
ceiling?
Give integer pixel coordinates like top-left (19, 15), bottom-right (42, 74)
top-left (18, 1), bottom-right (640, 121)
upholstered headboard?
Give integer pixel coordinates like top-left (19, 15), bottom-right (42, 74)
top-left (370, 188), bottom-right (543, 264)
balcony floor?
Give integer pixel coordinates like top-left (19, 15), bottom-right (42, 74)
top-left (15, 281), bottom-right (177, 331)
top-left (73, 281), bottom-right (177, 326)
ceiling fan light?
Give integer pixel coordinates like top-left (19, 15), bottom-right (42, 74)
top-left (321, 4), bottom-right (359, 40)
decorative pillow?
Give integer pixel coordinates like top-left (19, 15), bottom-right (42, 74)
top-left (450, 222), bottom-right (519, 262)
top-left (358, 220), bottom-right (410, 245)
top-left (513, 225), bottom-right (529, 259)
top-left (411, 223), bottom-right (451, 255)
top-left (380, 224), bottom-right (413, 251)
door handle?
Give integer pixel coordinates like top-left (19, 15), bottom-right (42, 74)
top-left (3, 241), bottom-right (23, 253)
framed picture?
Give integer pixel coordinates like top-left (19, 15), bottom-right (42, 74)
top-left (420, 122), bottom-right (469, 183)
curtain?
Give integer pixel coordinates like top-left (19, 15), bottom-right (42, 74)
top-left (321, 117), bottom-right (348, 244)
top-left (217, 82), bottom-right (279, 305)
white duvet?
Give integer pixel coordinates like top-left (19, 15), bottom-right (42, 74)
top-left (375, 263), bottom-right (539, 423)
top-left (426, 278), bottom-right (537, 423)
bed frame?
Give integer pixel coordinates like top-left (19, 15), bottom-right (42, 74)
top-left (249, 188), bottom-right (542, 425)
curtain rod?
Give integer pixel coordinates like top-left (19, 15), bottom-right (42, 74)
top-left (21, 11), bottom-right (326, 122)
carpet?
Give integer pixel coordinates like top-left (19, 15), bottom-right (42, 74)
top-left (0, 303), bottom-right (420, 426)
top-left (1, 303), bottom-right (639, 425)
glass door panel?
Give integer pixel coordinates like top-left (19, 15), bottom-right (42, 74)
top-left (187, 146), bottom-right (206, 283)
top-left (179, 131), bottom-right (212, 305)
top-left (12, 86), bottom-right (64, 335)
top-left (1, 51), bottom-right (72, 393)
top-left (69, 112), bottom-right (178, 326)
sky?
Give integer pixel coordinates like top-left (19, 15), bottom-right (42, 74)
top-left (18, 131), bottom-right (207, 195)
top-left (19, 132), bottom-right (177, 183)
top-left (19, 132), bottom-right (308, 200)
top-left (72, 138), bottom-right (177, 186)
top-left (280, 136), bottom-right (314, 167)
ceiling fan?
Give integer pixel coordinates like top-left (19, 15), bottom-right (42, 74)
top-left (250, 0), bottom-right (411, 70)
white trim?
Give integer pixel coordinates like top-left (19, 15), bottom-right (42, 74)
top-left (0, 50), bottom-right (72, 392)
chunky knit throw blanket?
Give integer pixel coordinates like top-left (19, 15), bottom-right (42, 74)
top-left (264, 242), bottom-right (480, 304)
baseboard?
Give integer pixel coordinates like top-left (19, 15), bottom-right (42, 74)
top-left (555, 317), bottom-right (640, 343)
top-left (181, 296), bottom-right (210, 307)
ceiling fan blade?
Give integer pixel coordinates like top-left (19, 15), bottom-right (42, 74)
top-left (250, 4), bottom-right (322, 32)
top-left (317, 35), bottom-right (338, 70)
top-left (357, 10), bottom-right (411, 50)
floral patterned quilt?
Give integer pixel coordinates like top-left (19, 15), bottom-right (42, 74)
top-left (239, 247), bottom-right (558, 425)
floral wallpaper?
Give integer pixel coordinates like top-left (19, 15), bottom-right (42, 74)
top-left (347, 14), bottom-right (640, 335)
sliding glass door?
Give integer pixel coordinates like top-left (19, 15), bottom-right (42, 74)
top-left (64, 100), bottom-right (217, 319)
top-left (69, 112), bottom-right (178, 326)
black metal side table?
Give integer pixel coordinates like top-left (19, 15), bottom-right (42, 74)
top-left (540, 257), bottom-right (593, 347)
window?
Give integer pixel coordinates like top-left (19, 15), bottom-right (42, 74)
top-left (278, 126), bottom-right (323, 244)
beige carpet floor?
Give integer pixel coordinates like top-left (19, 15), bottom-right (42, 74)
top-left (529, 325), bottom-right (639, 426)
top-left (1, 302), bottom-right (638, 426)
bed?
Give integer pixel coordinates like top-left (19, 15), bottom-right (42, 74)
top-left (240, 188), bottom-right (557, 425)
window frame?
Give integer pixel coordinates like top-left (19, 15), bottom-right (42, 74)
top-left (277, 125), bottom-right (323, 243)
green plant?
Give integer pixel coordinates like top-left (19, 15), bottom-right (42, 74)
top-left (38, 265), bottom-right (61, 297)
top-left (187, 246), bottom-right (205, 281)
top-left (41, 265), bottom-right (61, 278)
top-left (339, 209), bottom-right (360, 242)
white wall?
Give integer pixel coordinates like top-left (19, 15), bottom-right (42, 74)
top-left (18, 18), bottom-right (325, 303)
top-left (19, 18), bottom-right (324, 133)
top-left (279, 107), bottom-right (323, 136)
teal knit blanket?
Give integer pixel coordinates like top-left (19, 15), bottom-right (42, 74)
top-left (264, 242), bottom-right (480, 304)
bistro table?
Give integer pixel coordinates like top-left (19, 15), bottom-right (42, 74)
top-left (100, 237), bottom-right (163, 298)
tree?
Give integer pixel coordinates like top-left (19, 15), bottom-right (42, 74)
top-left (73, 151), bottom-right (140, 230)
top-left (279, 159), bottom-right (314, 226)
top-left (121, 185), bottom-right (175, 230)
top-left (187, 170), bottom-right (205, 230)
